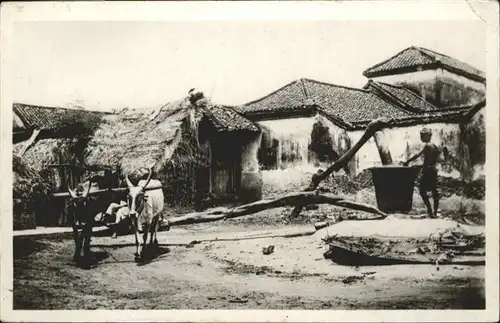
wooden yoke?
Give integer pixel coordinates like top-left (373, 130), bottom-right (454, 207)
top-left (52, 186), bottom-right (163, 198)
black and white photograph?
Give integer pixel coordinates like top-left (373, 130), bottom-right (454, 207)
top-left (1, 1), bottom-right (498, 322)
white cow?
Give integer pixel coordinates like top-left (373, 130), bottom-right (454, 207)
top-left (125, 168), bottom-right (167, 261)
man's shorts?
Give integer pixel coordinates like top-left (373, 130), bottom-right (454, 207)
top-left (420, 166), bottom-right (438, 192)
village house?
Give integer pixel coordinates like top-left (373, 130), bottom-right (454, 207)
top-left (83, 92), bottom-right (261, 210)
top-left (12, 46), bottom-right (486, 229)
top-left (13, 103), bottom-right (112, 190)
top-left (13, 104), bottom-right (113, 227)
top-left (235, 46), bottom-right (486, 185)
top-left (13, 95), bottom-right (262, 227)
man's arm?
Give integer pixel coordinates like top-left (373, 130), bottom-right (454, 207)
top-left (402, 149), bottom-right (424, 166)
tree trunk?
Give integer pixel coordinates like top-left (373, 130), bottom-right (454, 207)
top-left (290, 118), bottom-right (393, 217)
top-left (164, 191), bottom-right (386, 227)
top-left (373, 130), bottom-right (393, 165)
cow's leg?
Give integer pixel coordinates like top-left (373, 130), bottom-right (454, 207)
top-left (149, 219), bottom-right (155, 245)
top-left (141, 223), bottom-right (149, 257)
top-left (152, 216), bottom-right (160, 246)
top-left (71, 222), bottom-right (81, 262)
top-left (133, 218), bottom-right (141, 260)
top-left (82, 219), bottom-right (93, 263)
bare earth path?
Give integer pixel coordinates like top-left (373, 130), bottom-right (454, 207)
top-left (13, 221), bottom-right (484, 310)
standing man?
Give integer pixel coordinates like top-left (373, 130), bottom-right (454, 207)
top-left (403, 128), bottom-right (441, 218)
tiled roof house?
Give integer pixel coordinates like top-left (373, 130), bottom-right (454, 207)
top-left (362, 46), bottom-right (486, 108)
top-left (237, 78), bottom-right (479, 130)
top-left (13, 103), bottom-right (112, 143)
top-left (363, 46), bottom-right (486, 82)
top-left (237, 46), bottom-right (485, 130)
top-left (235, 46), bottom-right (486, 180)
top-left (202, 105), bottom-right (260, 133)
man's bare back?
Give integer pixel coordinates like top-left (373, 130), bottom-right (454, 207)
top-left (422, 143), bottom-right (439, 168)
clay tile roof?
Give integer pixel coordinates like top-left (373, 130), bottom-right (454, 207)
top-left (204, 105), bottom-right (259, 132)
top-left (350, 106), bottom-right (479, 130)
top-left (364, 81), bottom-right (440, 112)
top-left (238, 78), bottom-right (416, 129)
top-left (237, 79), bottom-right (312, 115)
top-left (239, 76), bottom-right (485, 130)
top-left (363, 46), bottom-right (485, 82)
top-left (13, 103), bottom-right (110, 131)
top-left (302, 79), bottom-right (416, 125)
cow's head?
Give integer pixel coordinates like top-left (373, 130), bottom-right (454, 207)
top-left (67, 180), bottom-right (92, 222)
top-left (125, 168), bottom-right (153, 222)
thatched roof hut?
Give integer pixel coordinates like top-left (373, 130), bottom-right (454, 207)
top-left (84, 98), bottom-right (194, 176)
top-left (84, 94), bottom-right (259, 176)
top-left (13, 138), bottom-right (83, 171)
top-left (84, 92), bottom-right (260, 207)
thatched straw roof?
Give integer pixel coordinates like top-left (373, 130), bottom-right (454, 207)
top-left (13, 138), bottom-right (82, 171)
top-left (13, 155), bottom-right (52, 202)
top-left (84, 98), bottom-right (193, 175)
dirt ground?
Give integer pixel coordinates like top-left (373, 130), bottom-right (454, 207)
top-left (13, 218), bottom-right (484, 310)
top-left (13, 172), bottom-right (485, 310)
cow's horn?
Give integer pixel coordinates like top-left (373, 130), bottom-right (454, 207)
top-left (83, 180), bottom-right (92, 198)
top-left (68, 187), bottom-right (78, 199)
top-left (141, 167), bottom-right (153, 189)
top-left (125, 175), bottom-right (134, 188)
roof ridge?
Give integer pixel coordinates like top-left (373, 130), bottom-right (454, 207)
top-left (350, 108), bottom-right (468, 126)
top-left (366, 81), bottom-right (410, 108)
top-left (416, 46), bottom-right (485, 76)
top-left (362, 46), bottom-right (416, 76)
top-left (367, 86), bottom-right (423, 115)
top-left (373, 81), bottom-right (440, 110)
top-left (413, 46), bottom-right (441, 63)
top-left (243, 79), bottom-right (306, 106)
top-left (299, 78), bottom-right (311, 100)
top-left (417, 46), bottom-right (465, 62)
top-left (302, 78), bottom-right (371, 93)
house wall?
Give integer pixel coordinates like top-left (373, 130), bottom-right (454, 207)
top-left (349, 123), bottom-right (460, 177)
top-left (349, 121), bottom-right (485, 181)
top-left (13, 112), bottom-right (26, 131)
top-left (371, 68), bottom-right (485, 107)
top-left (239, 133), bottom-right (263, 202)
top-left (461, 107), bottom-right (485, 181)
top-left (246, 115), bottom-right (351, 171)
top-left (240, 112), bottom-right (485, 196)
top-left (240, 115), bottom-right (353, 191)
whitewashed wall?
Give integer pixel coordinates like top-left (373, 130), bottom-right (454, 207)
top-left (241, 132), bottom-right (262, 172)
top-left (13, 113), bottom-right (26, 130)
top-left (349, 123), bottom-right (464, 178)
top-left (247, 115), bottom-right (348, 171)
top-left (438, 69), bottom-right (485, 92)
top-left (371, 69), bottom-right (485, 92)
top-left (241, 114), bottom-right (484, 188)
top-left (240, 115), bottom-right (350, 189)
top-left (372, 69), bottom-right (437, 86)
